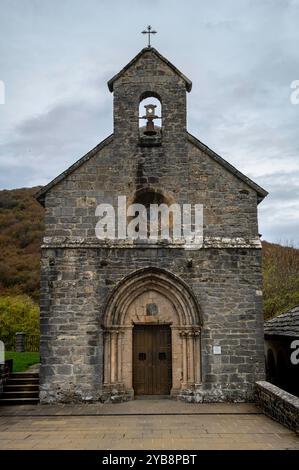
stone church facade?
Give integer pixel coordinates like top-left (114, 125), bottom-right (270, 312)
top-left (36, 47), bottom-right (267, 403)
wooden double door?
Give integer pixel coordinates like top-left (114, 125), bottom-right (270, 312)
top-left (133, 325), bottom-right (172, 395)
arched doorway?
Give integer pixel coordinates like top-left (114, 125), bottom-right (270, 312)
top-left (102, 268), bottom-right (202, 399)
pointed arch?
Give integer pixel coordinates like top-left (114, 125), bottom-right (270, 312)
top-left (103, 267), bottom-right (202, 327)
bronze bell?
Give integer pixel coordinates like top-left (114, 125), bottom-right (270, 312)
top-left (144, 104), bottom-right (157, 136)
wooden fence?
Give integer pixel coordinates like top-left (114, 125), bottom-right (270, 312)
top-left (1, 334), bottom-right (39, 352)
top-left (25, 335), bottom-right (40, 352)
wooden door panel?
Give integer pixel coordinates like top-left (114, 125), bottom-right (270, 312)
top-left (152, 327), bottom-right (172, 394)
top-left (133, 325), bottom-right (172, 395)
top-left (133, 326), bottom-right (152, 395)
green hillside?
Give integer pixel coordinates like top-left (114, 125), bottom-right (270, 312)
top-left (0, 187), bottom-right (43, 302)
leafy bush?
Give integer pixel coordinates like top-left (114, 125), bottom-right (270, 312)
top-left (262, 241), bottom-right (299, 319)
top-left (0, 294), bottom-right (39, 339)
top-left (0, 193), bottom-right (18, 209)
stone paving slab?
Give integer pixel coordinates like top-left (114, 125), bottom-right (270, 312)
top-left (0, 402), bottom-right (298, 450)
top-left (0, 400), bottom-right (259, 416)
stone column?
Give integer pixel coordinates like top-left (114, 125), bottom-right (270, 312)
top-left (103, 331), bottom-right (110, 385)
top-left (104, 328), bottom-right (125, 390)
top-left (15, 332), bottom-right (26, 353)
top-left (187, 332), bottom-right (195, 384)
top-left (117, 330), bottom-right (123, 384)
top-left (180, 329), bottom-right (201, 388)
top-left (110, 330), bottom-right (118, 384)
top-left (194, 331), bottom-right (201, 384)
top-left (180, 331), bottom-right (188, 387)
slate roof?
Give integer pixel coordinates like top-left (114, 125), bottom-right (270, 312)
top-left (107, 47), bottom-right (192, 92)
top-left (264, 305), bottom-right (299, 338)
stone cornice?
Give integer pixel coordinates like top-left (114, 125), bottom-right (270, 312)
top-left (41, 236), bottom-right (262, 249)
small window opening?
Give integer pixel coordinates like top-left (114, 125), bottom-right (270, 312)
top-left (129, 190), bottom-right (173, 239)
top-left (146, 303), bottom-right (158, 316)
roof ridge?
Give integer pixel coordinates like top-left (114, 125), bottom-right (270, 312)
top-left (107, 47), bottom-right (192, 92)
top-left (266, 306), bottom-right (299, 322)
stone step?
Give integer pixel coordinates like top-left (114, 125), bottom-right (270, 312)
top-left (1, 372), bottom-right (40, 405)
top-left (9, 373), bottom-right (39, 379)
top-left (1, 391), bottom-right (39, 399)
top-left (4, 384), bottom-right (39, 392)
top-left (7, 378), bottom-right (39, 385)
top-left (0, 397), bottom-right (39, 406)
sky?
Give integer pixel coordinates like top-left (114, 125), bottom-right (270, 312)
top-left (0, 0), bottom-right (298, 246)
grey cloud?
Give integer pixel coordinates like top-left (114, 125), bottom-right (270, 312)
top-left (0, 95), bottom-right (112, 188)
top-left (202, 20), bottom-right (237, 30)
top-left (0, 0), bottom-right (298, 246)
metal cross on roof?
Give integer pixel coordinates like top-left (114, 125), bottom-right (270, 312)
top-left (142, 25), bottom-right (157, 47)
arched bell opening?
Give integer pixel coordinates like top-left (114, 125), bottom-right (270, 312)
top-left (138, 93), bottom-right (162, 140)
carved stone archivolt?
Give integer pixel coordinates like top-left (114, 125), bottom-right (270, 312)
top-left (102, 267), bottom-right (202, 397)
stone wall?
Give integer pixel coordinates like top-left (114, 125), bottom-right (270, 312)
top-left (40, 246), bottom-right (265, 403)
top-left (255, 381), bottom-right (299, 433)
top-left (42, 136), bottom-right (260, 243)
top-left (188, 140), bottom-right (259, 239)
top-left (0, 360), bottom-right (12, 394)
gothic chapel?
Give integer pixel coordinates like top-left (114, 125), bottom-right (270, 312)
top-left (36, 45), bottom-right (267, 403)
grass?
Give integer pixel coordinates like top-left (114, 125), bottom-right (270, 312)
top-left (5, 351), bottom-right (40, 372)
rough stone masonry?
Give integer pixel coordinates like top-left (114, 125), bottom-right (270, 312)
top-left (36, 47), bottom-right (268, 403)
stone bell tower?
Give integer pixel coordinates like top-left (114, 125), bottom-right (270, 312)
top-left (107, 46), bottom-right (193, 207)
top-left (108, 46), bottom-right (191, 139)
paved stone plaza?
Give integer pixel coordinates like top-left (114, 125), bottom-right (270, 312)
top-left (0, 401), bottom-right (298, 450)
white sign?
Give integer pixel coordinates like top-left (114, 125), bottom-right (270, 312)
top-left (290, 340), bottom-right (299, 365)
top-left (213, 345), bottom-right (221, 355)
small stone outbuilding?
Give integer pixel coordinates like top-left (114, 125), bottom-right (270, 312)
top-left (265, 305), bottom-right (299, 396)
